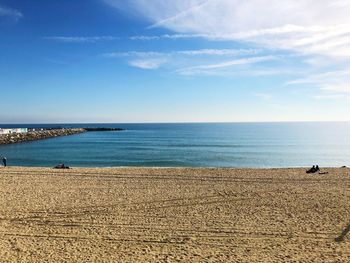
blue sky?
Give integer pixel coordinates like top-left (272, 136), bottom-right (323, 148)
top-left (1, 0), bottom-right (350, 123)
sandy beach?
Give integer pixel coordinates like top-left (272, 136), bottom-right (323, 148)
top-left (0, 167), bottom-right (350, 262)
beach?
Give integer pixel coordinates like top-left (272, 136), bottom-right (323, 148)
top-left (0, 167), bottom-right (350, 262)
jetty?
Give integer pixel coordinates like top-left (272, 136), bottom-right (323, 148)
top-left (83, 127), bottom-right (124, 132)
top-left (0, 127), bottom-right (125, 145)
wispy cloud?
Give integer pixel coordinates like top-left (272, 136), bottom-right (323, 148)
top-left (104, 49), bottom-right (274, 74)
top-left (176, 56), bottom-right (278, 75)
top-left (104, 49), bottom-right (259, 58)
top-left (104, 0), bottom-right (350, 99)
top-left (128, 59), bottom-right (167, 69)
top-left (148, 0), bottom-right (211, 29)
top-left (105, 0), bottom-right (350, 58)
top-left (287, 70), bottom-right (350, 87)
top-left (182, 56), bottom-right (276, 70)
top-left (287, 69), bottom-right (350, 100)
top-left (0, 5), bottom-right (23, 22)
top-left (177, 49), bottom-right (259, 56)
top-left (130, 34), bottom-right (205, 41)
top-left (45, 36), bottom-right (119, 43)
top-left (105, 51), bottom-right (164, 58)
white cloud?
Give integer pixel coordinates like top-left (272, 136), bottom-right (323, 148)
top-left (45, 36), bottom-right (119, 43)
top-left (128, 59), bottom-right (166, 69)
top-left (185, 56), bottom-right (276, 70)
top-left (176, 56), bottom-right (278, 75)
top-left (105, 51), bottom-right (163, 58)
top-left (105, 49), bottom-right (259, 58)
top-left (105, 49), bottom-right (274, 74)
top-left (104, 0), bottom-right (350, 94)
top-left (105, 0), bottom-right (350, 58)
top-left (177, 49), bottom-right (259, 56)
top-left (288, 69), bottom-right (350, 101)
top-left (287, 70), bottom-right (350, 86)
top-left (0, 5), bottom-right (22, 22)
top-left (130, 34), bottom-right (205, 40)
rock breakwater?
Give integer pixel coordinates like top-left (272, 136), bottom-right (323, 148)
top-left (0, 128), bottom-right (86, 145)
top-left (84, 127), bottom-right (125, 132)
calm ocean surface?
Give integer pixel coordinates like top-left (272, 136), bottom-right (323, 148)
top-left (0, 123), bottom-right (349, 168)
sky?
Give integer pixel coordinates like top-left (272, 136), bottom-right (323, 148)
top-left (1, 0), bottom-right (350, 123)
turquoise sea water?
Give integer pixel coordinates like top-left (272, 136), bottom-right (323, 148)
top-left (0, 122), bottom-right (349, 168)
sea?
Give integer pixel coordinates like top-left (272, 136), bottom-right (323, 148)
top-left (0, 122), bottom-right (349, 168)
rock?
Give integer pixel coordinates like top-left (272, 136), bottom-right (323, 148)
top-left (83, 127), bottom-right (125, 132)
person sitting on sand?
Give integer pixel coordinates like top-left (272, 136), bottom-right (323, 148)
top-left (306, 165), bottom-right (321, 174)
top-left (54, 163), bottom-right (70, 169)
top-left (306, 165), bottom-right (317, 174)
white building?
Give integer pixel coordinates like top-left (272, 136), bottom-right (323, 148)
top-left (0, 128), bottom-right (28, 135)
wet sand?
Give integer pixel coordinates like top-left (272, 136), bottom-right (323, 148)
top-left (0, 166), bottom-right (350, 262)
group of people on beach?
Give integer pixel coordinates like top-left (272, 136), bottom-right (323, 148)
top-left (306, 165), bottom-right (319, 173)
top-left (0, 156), bottom-right (7, 167)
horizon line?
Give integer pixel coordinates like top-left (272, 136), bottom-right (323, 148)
top-left (1, 120), bottom-right (349, 125)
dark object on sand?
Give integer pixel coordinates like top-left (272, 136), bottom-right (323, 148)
top-left (306, 165), bottom-right (316, 174)
top-left (54, 163), bottom-right (70, 169)
top-left (306, 165), bottom-right (320, 174)
top-left (319, 172), bottom-right (329, 175)
top-left (341, 166), bottom-right (347, 168)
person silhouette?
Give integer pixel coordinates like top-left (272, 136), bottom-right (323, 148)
top-left (306, 165), bottom-right (316, 174)
top-left (2, 156), bottom-right (6, 167)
